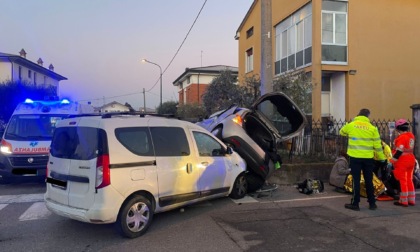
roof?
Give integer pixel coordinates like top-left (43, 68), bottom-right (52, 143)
top-left (235, 0), bottom-right (257, 40)
top-left (172, 65), bottom-right (238, 86)
top-left (0, 52), bottom-right (67, 81)
top-left (101, 101), bottom-right (127, 108)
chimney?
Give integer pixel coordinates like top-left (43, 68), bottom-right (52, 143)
top-left (48, 64), bottom-right (54, 71)
top-left (37, 58), bottom-right (43, 66)
top-left (19, 49), bottom-right (27, 58)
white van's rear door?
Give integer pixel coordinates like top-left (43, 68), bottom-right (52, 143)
top-left (46, 156), bottom-right (71, 205)
top-left (46, 118), bottom-right (101, 210)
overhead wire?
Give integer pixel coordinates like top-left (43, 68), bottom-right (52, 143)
top-left (79, 0), bottom-right (208, 104)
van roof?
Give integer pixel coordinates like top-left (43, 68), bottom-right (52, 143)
top-left (58, 113), bottom-right (204, 131)
top-left (13, 100), bottom-right (94, 115)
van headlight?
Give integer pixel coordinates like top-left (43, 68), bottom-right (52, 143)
top-left (0, 140), bottom-right (12, 154)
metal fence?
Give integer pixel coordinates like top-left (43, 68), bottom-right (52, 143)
top-left (280, 119), bottom-right (408, 163)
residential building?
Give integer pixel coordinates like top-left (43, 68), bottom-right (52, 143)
top-left (236, 0), bottom-right (420, 121)
top-left (99, 101), bottom-right (130, 113)
top-left (173, 65), bottom-right (238, 105)
top-left (0, 49), bottom-right (67, 94)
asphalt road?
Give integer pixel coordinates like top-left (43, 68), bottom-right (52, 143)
top-left (1, 180), bottom-right (420, 252)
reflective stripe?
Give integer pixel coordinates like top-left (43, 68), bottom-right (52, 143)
top-left (348, 145), bottom-right (374, 150)
top-left (350, 137), bottom-right (379, 141)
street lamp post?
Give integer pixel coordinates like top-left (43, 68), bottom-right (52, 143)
top-left (141, 59), bottom-right (162, 108)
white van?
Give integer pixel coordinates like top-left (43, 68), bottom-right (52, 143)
top-left (0, 98), bottom-right (94, 182)
top-left (44, 113), bottom-right (247, 238)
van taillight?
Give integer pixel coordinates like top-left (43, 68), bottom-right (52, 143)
top-left (95, 154), bottom-right (110, 189)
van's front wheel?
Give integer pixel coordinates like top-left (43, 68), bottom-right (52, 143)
top-left (116, 195), bottom-right (154, 238)
top-left (229, 173), bottom-right (248, 199)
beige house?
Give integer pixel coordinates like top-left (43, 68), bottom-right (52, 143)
top-left (0, 49), bottom-right (67, 94)
top-left (236, 0), bottom-right (420, 121)
top-left (99, 101), bottom-right (130, 113)
top-left (173, 65), bottom-right (238, 105)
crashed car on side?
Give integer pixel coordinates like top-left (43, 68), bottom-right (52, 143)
top-left (197, 92), bottom-right (307, 191)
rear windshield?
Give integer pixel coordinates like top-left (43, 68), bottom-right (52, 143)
top-left (5, 114), bottom-right (67, 140)
top-left (50, 127), bottom-right (108, 160)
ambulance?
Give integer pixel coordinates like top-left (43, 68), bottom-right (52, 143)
top-left (0, 98), bottom-right (94, 183)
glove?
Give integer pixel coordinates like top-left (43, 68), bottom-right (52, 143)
top-left (386, 162), bottom-right (393, 170)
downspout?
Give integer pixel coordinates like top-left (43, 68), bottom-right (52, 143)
top-left (9, 58), bottom-right (14, 82)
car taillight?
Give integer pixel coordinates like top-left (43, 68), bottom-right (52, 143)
top-left (0, 139), bottom-right (12, 154)
top-left (95, 154), bottom-right (110, 189)
top-left (229, 138), bottom-right (241, 147)
top-left (232, 115), bottom-right (243, 126)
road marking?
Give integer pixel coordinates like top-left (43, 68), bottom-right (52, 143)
top-left (0, 193), bottom-right (44, 204)
top-left (270, 194), bottom-right (349, 203)
top-left (19, 202), bottom-right (51, 221)
top-left (0, 204), bottom-right (7, 211)
top-left (231, 195), bottom-right (259, 204)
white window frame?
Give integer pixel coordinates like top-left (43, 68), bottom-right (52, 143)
top-left (321, 1), bottom-right (348, 64)
top-left (275, 2), bottom-right (312, 75)
top-left (245, 47), bottom-right (254, 73)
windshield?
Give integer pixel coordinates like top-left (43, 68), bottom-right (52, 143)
top-left (5, 114), bottom-right (68, 140)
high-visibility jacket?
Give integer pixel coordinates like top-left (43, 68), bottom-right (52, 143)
top-left (339, 115), bottom-right (385, 160)
top-left (391, 131), bottom-right (415, 164)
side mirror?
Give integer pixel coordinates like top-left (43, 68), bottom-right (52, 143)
top-left (226, 146), bottom-right (233, 155)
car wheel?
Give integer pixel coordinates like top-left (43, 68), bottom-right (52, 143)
top-left (229, 173), bottom-right (248, 199)
top-left (246, 172), bottom-right (265, 192)
top-left (211, 126), bottom-right (223, 140)
top-left (115, 195), bottom-right (154, 238)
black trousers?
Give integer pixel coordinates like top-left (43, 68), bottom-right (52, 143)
top-left (349, 157), bottom-right (375, 206)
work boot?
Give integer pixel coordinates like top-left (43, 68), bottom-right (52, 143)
top-left (345, 204), bottom-right (360, 211)
top-left (394, 202), bottom-right (408, 207)
top-left (369, 204), bottom-right (377, 210)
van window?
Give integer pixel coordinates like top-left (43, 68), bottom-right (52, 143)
top-left (193, 131), bottom-right (225, 157)
top-left (51, 127), bottom-right (108, 160)
top-left (150, 127), bottom-right (190, 156)
top-left (115, 127), bottom-right (154, 156)
top-left (5, 115), bottom-right (66, 140)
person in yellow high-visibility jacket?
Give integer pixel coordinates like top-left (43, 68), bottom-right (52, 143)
top-left (340, 108), bottom-right (386, 211)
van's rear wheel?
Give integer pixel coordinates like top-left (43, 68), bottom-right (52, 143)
top-left (229, 173), bottom-right (248, 199)
top-left (116, 195), bottom-right (154, 238)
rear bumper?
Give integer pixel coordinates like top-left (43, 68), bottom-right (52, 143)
top-left (224, 136), bottom-right (271, 179)
top-left (44, 186), bottom-right (124, 224)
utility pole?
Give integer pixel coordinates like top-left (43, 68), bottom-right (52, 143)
top-left (143, 88), bottom-right (146, 113)
top-left (260, 0), bottom-right (273, 95)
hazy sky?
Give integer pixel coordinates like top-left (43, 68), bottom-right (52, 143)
top-left (1, 0), bottom-right (253, 109)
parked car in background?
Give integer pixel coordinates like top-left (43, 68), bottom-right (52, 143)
top-left (197, 92), bottom-right (307, 191)
top-left (45, 113), bottom-right (247, 238)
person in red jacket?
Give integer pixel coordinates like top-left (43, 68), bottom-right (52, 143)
top-left (390, 119), bottom-right (416, 207)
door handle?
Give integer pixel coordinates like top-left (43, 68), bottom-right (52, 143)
top-left (186, 163), bottom-right (193, 174)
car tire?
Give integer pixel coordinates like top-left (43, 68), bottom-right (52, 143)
top-left (211, 126), bottom-right (223, 140)
top-left (229, 173), bottom-right (248, 199)
top-left (246, 172), bottom-right (265, 192)
top-left (115, 195), bottom-right (154, 238)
